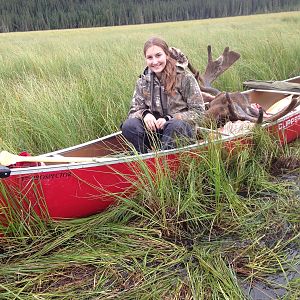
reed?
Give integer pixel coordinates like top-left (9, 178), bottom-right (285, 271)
top-left (0, 11), bottom-right (300, 299)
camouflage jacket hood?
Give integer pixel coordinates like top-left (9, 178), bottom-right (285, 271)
top-left (127, 62), bottom-right (205, 125)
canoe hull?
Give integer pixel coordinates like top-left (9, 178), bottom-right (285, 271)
top-left (0, 151), bottom-right (182, 222)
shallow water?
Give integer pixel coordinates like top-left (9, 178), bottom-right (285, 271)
top-left (280, 172), bottom-right (300, 196)
top-left (241, 172), bottom-right (300, 299)
top-left (241, 249), bottom-right (300, 299)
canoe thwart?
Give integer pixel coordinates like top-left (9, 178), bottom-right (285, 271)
top-left (243, 80), bottom-right (300, 94)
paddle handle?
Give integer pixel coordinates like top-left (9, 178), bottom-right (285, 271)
top-left (13, 155), bottom-right (105, 164)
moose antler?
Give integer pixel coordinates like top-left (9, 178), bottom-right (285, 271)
top-left (203, 46), bottom-right (240, 87)
top-left (264, 95), bottom-right (300, 123)
top-left (188, 45), bottom-right (240, 95)
top-left (213, 93), bottom-right (300, 125)
top-left (191, 45), bottom-right (298, 127)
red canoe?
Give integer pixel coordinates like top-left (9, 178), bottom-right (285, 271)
top-left (1, 76), bottom-right (300, 224)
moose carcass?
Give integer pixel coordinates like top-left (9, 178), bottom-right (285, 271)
top-left (187, 46), bottom-right (300, 126)
top-left (205, 91), bottom-right (300, 126)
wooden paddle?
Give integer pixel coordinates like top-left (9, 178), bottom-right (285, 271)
top-left (0, 151), bottom-right (120, 167)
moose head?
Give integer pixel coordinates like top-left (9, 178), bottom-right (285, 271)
top-left (188, 46), bottom-right (300, 127)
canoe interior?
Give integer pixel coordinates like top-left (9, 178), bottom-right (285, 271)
top-left (283, 75), bottom-right (300, 84)
top-left (55, 133), bottom-right (130, 157)
top-left (52, 77), bottom-right (300, 161)
top-left (245, 75), bottom-right (300, 110)
top-left (246, 90), bottom-right (292, 110)
top-left (39, 133), bottom-right (132, 166)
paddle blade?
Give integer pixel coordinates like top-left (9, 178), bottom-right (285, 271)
top-left (0, 151), bottom-right (19, 166)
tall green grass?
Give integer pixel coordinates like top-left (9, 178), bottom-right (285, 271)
top-left (0, 11), bottom-right (300, 153)
top-left (1, 130), bottom-right (299, 299)
top-left (0, 11), bottom-right (300, 299)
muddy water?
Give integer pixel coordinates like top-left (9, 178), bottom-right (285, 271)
top-left (241, 250), bottom-right (300, 299)
top-left (241, 172), bottom-right (300, 299)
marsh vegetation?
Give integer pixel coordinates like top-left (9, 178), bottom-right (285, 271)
top-left (0, 12), bottom-right (300, 299)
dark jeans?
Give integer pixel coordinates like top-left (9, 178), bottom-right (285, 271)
top-left (121, 118), bottom-right (194, 153)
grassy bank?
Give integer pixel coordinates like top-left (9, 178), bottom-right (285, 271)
top-left (0, 11), bottom-right (300, 299)
top-left (0, 133), bottom-right (299, 299)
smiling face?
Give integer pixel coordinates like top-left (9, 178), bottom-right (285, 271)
top-left (145, 45), bottom-right (167, 78)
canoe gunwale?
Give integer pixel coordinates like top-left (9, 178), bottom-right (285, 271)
top-left (245, 89), bottom-right (300, 96)
top-left (9, 133), bottom-right (234, 175)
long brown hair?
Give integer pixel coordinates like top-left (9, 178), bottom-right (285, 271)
top-left (143, 37), bottom-right (177, 96)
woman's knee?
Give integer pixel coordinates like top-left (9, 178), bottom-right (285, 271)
top-left (164, 119), bottom-right (193, 136)
top-left (122, 118), bottom-right (145, 135)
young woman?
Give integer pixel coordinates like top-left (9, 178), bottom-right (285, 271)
top-left (122, 37), bottom-right (205, 153)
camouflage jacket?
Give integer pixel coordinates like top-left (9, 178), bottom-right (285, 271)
top-left (127, 66), bottom-right (205, 125)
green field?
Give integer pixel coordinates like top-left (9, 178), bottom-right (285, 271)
top-left (0, 11), bottom-right (300, 153)
top-left (0, 11), bottom-right (300, 299)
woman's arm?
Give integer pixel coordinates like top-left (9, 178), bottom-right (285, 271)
top-left (127, 79), bottom-right (150, 119)
top-left (174, 72), bottom-right (205, 122)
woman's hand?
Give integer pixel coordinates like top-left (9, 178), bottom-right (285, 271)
top-left (143, 115), bottom-right (167, 131)
top-left (143, 113), bottom-right (157, 131)
top-left (155, 118), bottom-right (166, 130)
